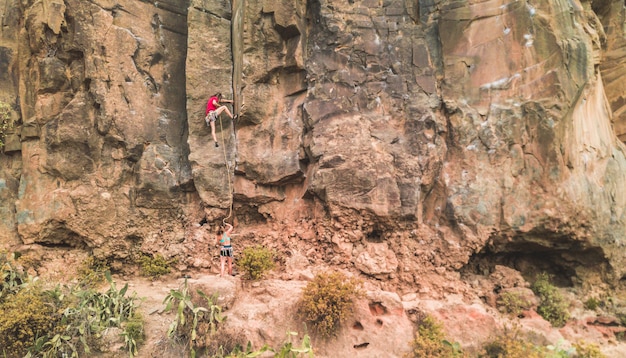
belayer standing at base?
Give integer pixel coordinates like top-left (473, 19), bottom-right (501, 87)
top-left (205, 92), bottom-right (236, 147)
top-left (217, 222), bottom-right (234, 277)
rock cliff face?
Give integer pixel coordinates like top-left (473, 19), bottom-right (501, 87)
top-left (3, 0), bottom-right (626, 354)
top-left (184, 0), bottom-right (626, 289)
top-left (1, 0), bottom-right (194, 258)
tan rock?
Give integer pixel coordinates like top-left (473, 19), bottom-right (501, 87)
top-left (490, 265), bottom-right (528, 289)
top-left (354, 242), bottom-right (399, 276)
top-left (2, 0), bottom-right (626, 355)
top-left (188, 275), bottom-right (238, 310)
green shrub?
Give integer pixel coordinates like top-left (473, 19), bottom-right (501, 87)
top-left (0, 251), bottom-right (30, 302)
top-left (203, 324), bottom-right (248, 357)
top-left (76, 256), bottom-right (109, 287)
top-left (497, 290), bottom-right (534, 317)
top-left (297, 272), bottom-right (361, 339)
top-left (480, 327), bottom-right (579, 358)
top-left (122, 312), bottom-right (145, 358)
top-left (0, 101), bottom-right (12, 149)
top-left (238, 245), bottom-right (275, 280)
top-left (49, 272), bottom-right (139, 355)
top-left (481, 335), bottom-right (546, 358)
top-left (164, 280), bottom-right (225, 357)
top-left (24, 272), bottom-right (139, 357)
top-left (137, 253), bottom-right (173, 278)
top-left (273, 331), bottom-right (314, 357)
top-left (213, 331), bottom-right (313, 358)
top-left (583, 297), bottom-right (600, 311)
top-left (479, 326), bottom-right (568, 358)
top-left (531, 273), bottom-right (570, 327)
top-left (405, 315), bottom-right (463, 358)
top-left (71, 272), bottom-right (137, 326)
top-left (0, 254), bottom-right (141, 358)
top-left (573, 341), bottom-right (606, 358)
top-left (0, 287), bottom-right (57, 357)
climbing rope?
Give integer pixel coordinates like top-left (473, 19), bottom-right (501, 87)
top-left (218, 115), bottom-right (234, 225)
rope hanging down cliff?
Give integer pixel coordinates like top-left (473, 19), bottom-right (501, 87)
top-left (218, 101), bottom-right (245, 225)
top-left (218, 114), bottom-right (233, 225)
top-left (217, 0), bottom-right (243, 225)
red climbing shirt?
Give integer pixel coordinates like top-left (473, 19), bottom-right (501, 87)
top-left (206, 96), bottom-right (219, 115)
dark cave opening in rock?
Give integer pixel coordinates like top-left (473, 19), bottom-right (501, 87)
top-left (365, 225), bottom-right (384, 243)
top-left (234, 204), bottom-right (268, 225)
top-left (461, 237), bottom-right (608, 288)
top-left (125, 234), bottom-right (143, 244)
top-left (37, 221), bottom-right (90, 249)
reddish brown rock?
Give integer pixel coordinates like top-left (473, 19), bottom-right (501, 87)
top-left (2, 0), bottom-right (626, 356)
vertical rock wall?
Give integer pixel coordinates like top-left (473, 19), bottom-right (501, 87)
top-left (598, 0), bottom-right (626, 141)
top-left (186, 0), bottom-right (236, 215)
top-left (0, 0), bottom-right (21, 247)
top-left (188, 0), bottom-right (626, 286)
top-left (435, 0), bottom-right (626, 283)
top-left (0, 0), bottom-right (198, 260)
top-left (2, 0), bottom-right (626, 289)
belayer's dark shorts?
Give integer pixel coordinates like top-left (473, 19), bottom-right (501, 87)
top-left (220, 246), bottom-right (233, 257)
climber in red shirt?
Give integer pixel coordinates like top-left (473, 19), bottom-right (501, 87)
top-left (205, 92), bottom-right (236, 147)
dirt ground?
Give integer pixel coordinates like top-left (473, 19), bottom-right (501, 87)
top-left (11, 247), bottom-right (626, 358)
top-left (107, 272), bottom-right (232, 358)
top-left (121, 276), bottom-right (182, 358)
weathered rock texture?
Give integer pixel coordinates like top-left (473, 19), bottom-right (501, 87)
top-left (3, 0), bottom-right (626, 355)
top-left (1, 0), bottom-right (196, 259)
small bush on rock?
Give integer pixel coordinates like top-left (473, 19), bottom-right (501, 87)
top-left (77, 255), bottom-right (109, 287)
top-left (573, 341), bottom-right (606, 358)
top-left (405, 315), bottom-right (463, 358)
top-left (583, 297), bottom-right (600, 311)
top-left (497, 290), bottom-right (534, 317)
top-left (297, 272), bottom-right (361, 338)
top-left (0, 287), bottom-right (57, 357)
top-left (481, 334), bottom-right (546, 358)
top-left (0, 101), bottom-right (12, 149)
top-left (531, 273), bottom-right (570, 327)
top-left (479, 325), bottom-right (579, 358)
top-left (0, 251), bottom-right (29, 302)
top-left (480, 325), bottom-right (551, 358)
top-left (238, 245), bottom-right (275, 280)
top-left (137, 253), bottom-right (173, 278)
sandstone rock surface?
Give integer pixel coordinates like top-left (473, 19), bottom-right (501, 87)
top-left (3, 0), bottom-right (626, 355)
